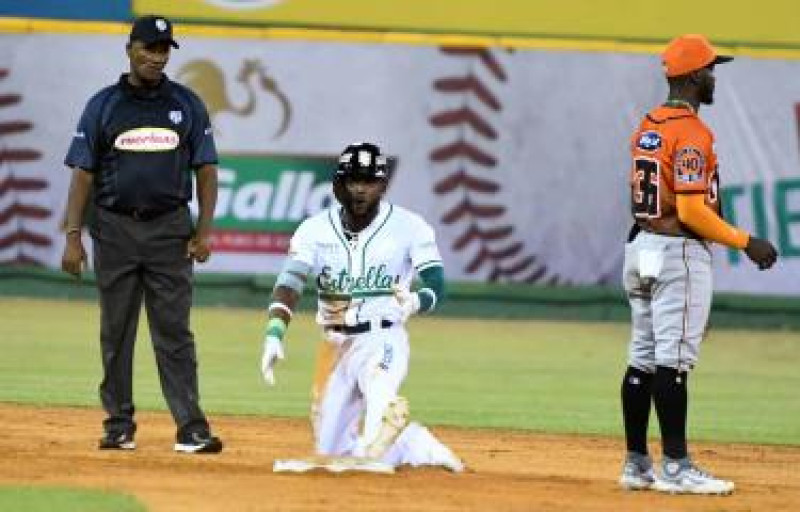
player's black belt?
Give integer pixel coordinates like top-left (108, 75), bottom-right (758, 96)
top-left (102, 204), bottom-right (182, 221)
top-left (326, 319), bottom-right (394, 335)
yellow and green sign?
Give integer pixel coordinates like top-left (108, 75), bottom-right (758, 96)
top-left (203, 153), bottom-right (334, 253)
top-left (133, 0), bottom-right (800, 50)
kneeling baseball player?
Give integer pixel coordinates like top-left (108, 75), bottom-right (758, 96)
top-left (261, 142), bottom-right (464, 473)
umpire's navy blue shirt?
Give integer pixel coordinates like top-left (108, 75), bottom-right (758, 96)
top-left (65, 74), bottom-right (217, 210)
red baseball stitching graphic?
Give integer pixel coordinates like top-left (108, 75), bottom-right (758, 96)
top-left (795, 103), bottom-right (800, 153)
top-left (0, 68), bottom-right (49, 265)
top-left (429, 48), bottom-right (559, 283)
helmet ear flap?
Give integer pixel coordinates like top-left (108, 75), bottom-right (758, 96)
top-left (374, 154), bottom-right (388, 178)
top-left (332, 176), bottom-right (348, 206)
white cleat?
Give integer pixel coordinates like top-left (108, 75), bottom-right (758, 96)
top-left (439, 446), bottom-right (465, 473)
top-left (395, 423), bottom-right (466, 473)
top-left (653, 458), bottom-right (734, 495)
top-left (425, 436), bottom-right (465, 473)
top-left (619, 459), bottom-right (655, 490)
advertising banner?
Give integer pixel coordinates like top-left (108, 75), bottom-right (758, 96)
top-left (1, 32), bottom-right (798, 294)
top-left (205, 154), bottom-right (335, 253)
top-left (131, 0), bottom-right (800, 49)
top-left (0, 0), bottom-right (130, 21)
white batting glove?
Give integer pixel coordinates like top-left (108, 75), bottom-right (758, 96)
top-left (393, 285), bottom-right (420, 323)
top-left (261, 335), bottom-right (285, 386)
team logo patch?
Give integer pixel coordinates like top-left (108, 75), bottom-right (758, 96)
top-left (637, 131), bottom-right (662, 152)
top-left (378, 344), bottom-right (394, 370)
top-left (675, 146), bottom-right (705, 184)
top-left (155, 18), bottom-right (168, 32)
top-left (357, 150), bottom-right (373, 167)
top-left (114, 127), bottom-right (179, 152)
top-left (666, 461), bottom-right (682, 475)
top-left (169, 110), bottom-right (183, 124)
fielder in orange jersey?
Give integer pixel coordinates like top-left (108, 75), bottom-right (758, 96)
top-left (618, 34), bottom-right (777, 495)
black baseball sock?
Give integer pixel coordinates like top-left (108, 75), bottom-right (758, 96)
top-left (621, 366), bottom-right (654, 455)
top-left (653, 365), bottom-right (689, 460)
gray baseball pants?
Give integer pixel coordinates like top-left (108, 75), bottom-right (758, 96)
top-left (623, 231), bottom-right (713, 373)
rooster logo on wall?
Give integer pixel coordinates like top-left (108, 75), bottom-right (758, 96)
top-left (177, 58), bottom-right (291, 138)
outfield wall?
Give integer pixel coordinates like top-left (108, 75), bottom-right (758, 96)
top-left (3, 1), bottom-right (797, 50)
top-left (2, 29), bottom-right (800, 295)
top-left (0, 1), bottom-right (130, 21)
top-left (2, 267), bottom-right (799, 330)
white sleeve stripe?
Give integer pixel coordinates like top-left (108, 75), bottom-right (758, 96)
top-left (415, 260), bottom-right (443, 272)
top-left (418, 288), bottom-right (437, 311)
top-left (268, 302), bottom-right (293, 318)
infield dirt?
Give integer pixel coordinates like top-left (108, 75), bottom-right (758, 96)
top-left (1, 404), bottom-right (797, 511)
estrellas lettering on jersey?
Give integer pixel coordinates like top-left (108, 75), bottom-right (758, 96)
top-left (315, 264), bottom-right (400, 325)
top-left (306, 203), bottom-right (434, 325)
top-left (316, 264), bottom-right (399, 299)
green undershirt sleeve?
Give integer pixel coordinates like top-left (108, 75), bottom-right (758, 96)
top-left (417, 265), bottom-right (445, 313)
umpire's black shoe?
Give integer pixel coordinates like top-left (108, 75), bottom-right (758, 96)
top-left (174, 430), bottom-right (223, 454)
top-left (98, 430), bottom-right (136, 450)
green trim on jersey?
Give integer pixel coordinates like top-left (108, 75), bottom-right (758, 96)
top-left (327, 208), bottom-right (352, 275)
top-left (361, 204), bottom-right (394, 271)
top-left (318, 204), bottom-right (399, 303)
top-left (418, 264), bottom-right (445, 312)
top-left (416, 259), bottom-right (443, 272)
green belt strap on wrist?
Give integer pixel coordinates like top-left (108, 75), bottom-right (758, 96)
top-left (267, 317), bottom-right (287, 339)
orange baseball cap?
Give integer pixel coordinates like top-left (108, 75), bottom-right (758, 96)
top-left (662, 34), bottom-right (733, 77)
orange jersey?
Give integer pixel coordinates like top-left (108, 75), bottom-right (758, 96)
top-left (629, 105), bottom-right (720, 236)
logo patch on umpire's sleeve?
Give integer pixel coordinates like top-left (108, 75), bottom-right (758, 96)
top-left (675, 147), bottom-right (706, 184)
top-left (637, 131), bottom-right (662, 152)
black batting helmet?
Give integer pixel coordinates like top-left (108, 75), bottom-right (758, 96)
top-left (334, 142), bottom-right (388, 181)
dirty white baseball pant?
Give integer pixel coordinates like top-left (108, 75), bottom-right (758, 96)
top-left (311, 323), bottom-right (459, 468)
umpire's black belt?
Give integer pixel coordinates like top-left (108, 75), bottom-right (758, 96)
top-left (102, 204), bottom-right (181, 221)
top-left (326, 320), bottom-right (393, 335)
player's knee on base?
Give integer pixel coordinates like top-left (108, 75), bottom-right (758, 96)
top-left (363, 396), bottom-right (410, 459)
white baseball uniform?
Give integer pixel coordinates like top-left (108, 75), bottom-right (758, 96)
top-left (287, 200), bottom-right (461, 470)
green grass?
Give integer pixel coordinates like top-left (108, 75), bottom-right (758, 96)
top-left (0, 486), bottom-right (145, 512)
top-left (1, 298), bottom-right (798, 445)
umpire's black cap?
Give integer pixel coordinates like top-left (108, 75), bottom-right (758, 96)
top-left (129, 15), bottom-right (179, 49)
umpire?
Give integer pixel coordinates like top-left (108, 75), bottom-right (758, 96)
top-left (61, 15), bottom-right (222, 453)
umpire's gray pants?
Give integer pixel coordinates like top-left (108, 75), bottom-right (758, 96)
top-left (623, 232), bottom-right (713, 373)
top-left (92, 206), bottom-right (208, 434)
